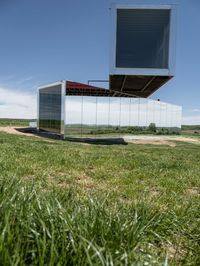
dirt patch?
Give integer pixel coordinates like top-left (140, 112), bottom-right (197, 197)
top-left (57, 181), bottom-right (70, 189)
top-left (166, 243), bottom-right (184, 261)
top-left (75, 175), bottom-right (96, 190)
top-left (186, 187), bottom-right (199, 196)
top-left (0, 126), bottom-right (55, 143)
top-left (124, 135), bottom-right (200, 146)
top-left (127, 139), bottom-right (176, 147)
top-left (148, 188), bottom-right (160, 199)
top-left (0, 126), bottom-right (33, 136)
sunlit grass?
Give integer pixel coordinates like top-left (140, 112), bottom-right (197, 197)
top-left (0, 131), bottom-right (199, 265)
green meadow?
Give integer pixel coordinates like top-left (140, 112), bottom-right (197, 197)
top-left (0, 122), bottom-right (199, 265)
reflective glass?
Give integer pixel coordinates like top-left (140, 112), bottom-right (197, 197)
top-left (39, 85), bottom-right (62, 133)
top-left (64, 96), bottom-right (182, 137)
top-left (65, 96), bottom-right (82, 136)
top-left (82, 97), bottom-right (96, 136)
top-left (96, 97), bottom-right (110, 135)
top-left (116, 9), bottom-right (170, 69)
top-left (130, 98), bottom-right (139, 126)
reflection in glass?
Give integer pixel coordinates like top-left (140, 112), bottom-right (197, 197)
top-left (39, 85), bottom-right (62, 133)
top-left (65, 96), bottom-right (82, 136)
top-left (130, 98), bottom-right (139, 126)
top-left (120, 98), bottom-right (131, 127)
top-left (109, 98), bottom-right (121, 127)
top-left (96, 97), bottom-right (110, 135)
top-left (139, 98), bottom-right (148, 127)
top-left (64, 96), bottom-right (182, 137)
top-left (154, 100), bottom-right (160, 127)
top-left (82, 97), bottom-right (96, 135)
top-left (147, 100), bottom-right (155, 126)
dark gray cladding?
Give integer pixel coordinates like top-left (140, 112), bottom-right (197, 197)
top-left (116, 9), bottom-right (170, 69)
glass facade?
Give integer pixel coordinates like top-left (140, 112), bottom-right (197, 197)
top-left (116, 9), bottom-right (170, 69)
top-left (65, 96), bottom-right (182, 137)
top-left (38, 85), bottom-right (62, 133)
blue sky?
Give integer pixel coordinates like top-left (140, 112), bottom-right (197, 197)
top-left (0, 0), bottom-right (199, 124)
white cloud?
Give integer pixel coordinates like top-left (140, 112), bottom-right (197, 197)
top-left (0, 87), bottom-right (37, 119)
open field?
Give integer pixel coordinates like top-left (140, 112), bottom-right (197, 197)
top-left (181, 125), bottom-right (200, 137)
top-left (0, 121), bottom-right (200, 265)
top-left (0, 118), bottom-right (34, 127)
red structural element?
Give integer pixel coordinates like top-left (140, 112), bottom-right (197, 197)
top-left (66, 80), bottom-right (135, 97)
top-left (66, 81), bottom-right (103, 90)
top-left (66, 80), bottom-right (112, 97)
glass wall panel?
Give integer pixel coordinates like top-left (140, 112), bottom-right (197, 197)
top-left (64, 96), bottom-right (182, 137)
top-left (65, 96), bottom-right (82, 136)
top-left (109, 98), bottom-right (120, 127)
top-left (116, 9), bottom-right (170, 69)
top-left (159, 102), bottom-right (167, 128)
top-left (82, 97), bottom-right (96, 136)
top-left (139, 98), bottom-right (148, 127)
top-left (96, 97), bottom-right (110, 135)
top-left (154, 101), bottom-right (161, 127)
top-left (120, 98), bottom-right (131, 127)
top-left (147, 100), bottom-right (155, 126)
top-left (130, 98), bottom-right (139, 126)
top-left (39, 85), bottom-right (62, 133)
top-left (166, 103), bottom-right (172, 128)
top-left (171, 104), bottom-right (176, 128)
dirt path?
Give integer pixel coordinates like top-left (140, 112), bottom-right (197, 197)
top-left (0, 126), bottom-right (35, 136)
top-left (124, 135), bottom-right (200, 146)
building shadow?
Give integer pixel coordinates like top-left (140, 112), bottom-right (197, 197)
top-left (15, 127), bottom-right (62, 140)
top-left (65, 137), bottom-right (127, 145)
top-left (15, 128), bottom-right (128, 145)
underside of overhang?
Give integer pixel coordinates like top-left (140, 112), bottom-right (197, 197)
top-left (109, 75), bottom-right (172, 98)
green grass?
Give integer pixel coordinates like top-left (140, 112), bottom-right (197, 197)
top-left (0, 118), bottom-right (35, 127)
top-left (0, 130), bottom-right (200, 265)
top-left (65, 124), bottom-right (181, 137)
top-left (181, 125), bottom-right (200, 137)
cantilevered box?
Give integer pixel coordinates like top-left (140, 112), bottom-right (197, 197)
top-left (109, 4), bottom-right (177, 97)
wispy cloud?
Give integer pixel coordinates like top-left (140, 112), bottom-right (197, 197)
top-left (0, 74), bottom-right (41, 93)
top-left (0, 74), bottom-right (42, 118)
top-left (0, 87), bottom-right (36, 119)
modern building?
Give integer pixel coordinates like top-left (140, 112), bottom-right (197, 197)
top-left (37, 80), bottom-right (182, 137)
top-left (37, 3), bottom-right (181, 138)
